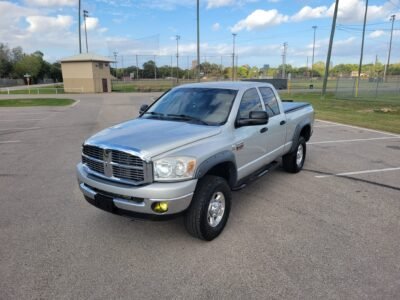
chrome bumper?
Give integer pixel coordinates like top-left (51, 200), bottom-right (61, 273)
top-left (77, 163), bottom-right (197, 215)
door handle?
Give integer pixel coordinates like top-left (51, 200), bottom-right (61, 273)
top-left (280, 120), bottom-right (286, 126)
top-left (260, 127), bottom-right (268, 133)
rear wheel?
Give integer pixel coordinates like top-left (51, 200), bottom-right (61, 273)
top-left (184, 175), bottom-right (231, 241)
top-left (282, 136), bottom-right (306, 173)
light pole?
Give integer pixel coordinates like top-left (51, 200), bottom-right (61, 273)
top-left (232, 33), bottom-right (237, 81)
top-left (113, 51), bottom-right (118, 78)
top-left (383, 15), bottom-right (396, 81)
top-left (322, 0), bottom-right (339, 98)
top-left (83, 10), bottom-right (89, 53)
top-left (356, 0), bottom-right (368, 96)
top-left (311, 26), bottom-right (317, 80)
top-left (78, 0), bottom-right (82, 53)
top-left (196, 0), bottom-right (200, 82)
top-left (176, 35), bottom-right (180, 84)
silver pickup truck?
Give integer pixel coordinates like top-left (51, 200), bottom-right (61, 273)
top-left (77, 82), bottom-right (314, 240)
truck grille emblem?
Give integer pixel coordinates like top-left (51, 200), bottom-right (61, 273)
top-left (103, 149), bottom-right (113, 177)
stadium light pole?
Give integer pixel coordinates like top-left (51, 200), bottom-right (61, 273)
top-left (311, 26), bottom-right (317, 81)
top-left (83, 10), bottom-right (89, 53)
top-left (322, 0), bottom-right (339, 98)
top-left (78, 0), bottom-right (82, 53)
top-left (232, 33), bottom-right (237, 81)
top-left (196, 0), bottom-right (200, 82)
top-left (356, 0), bottom-right (368, 97)
top-left (176, 35), bottom-right (180, 84)
top-left (383, 15), bottom-right (396, 82)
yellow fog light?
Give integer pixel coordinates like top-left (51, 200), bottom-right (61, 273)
top-left (152, 201), bottom-right (169, 213)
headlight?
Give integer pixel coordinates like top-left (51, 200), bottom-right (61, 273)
top-left (154, 157), bottom-right (196, 181)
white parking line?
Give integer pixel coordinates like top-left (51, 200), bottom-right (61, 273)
top-left (0, 140), bottom-right (21, 144)
top-left (315, 167), bottom-right (400, 178)
top-left (0, 119), bottom-right (43, 122)
top-left (0, 127), bottom-right (41, 131)
top-left (316, 119), bottom-right (400, 137)
top-left (309, 136), bottom-right (400, 145)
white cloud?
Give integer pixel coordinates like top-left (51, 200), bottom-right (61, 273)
top-left (291, 6), bottom-right (328, 22)
top-left (369, 30), bottom-right (386, 38)
top-left (206, 0), bottom-right (258, 9)
top-left (231, 9), bottom-right (288, 32)
top-left (207, 0), bottom-right (235, 9)
top-left (26, 15), bottom-right (73, 33)
top-left (82, 17), bottom-right (100, 31)
top-left (212, 23), bottom-right (221, 31)
top-left (327, 0), bottom-right (396, 23)
top-left (25, 0), bottom-right (76, 7)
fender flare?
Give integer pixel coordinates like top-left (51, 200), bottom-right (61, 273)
top-left (289, 119), bottom-right (311, 153)
top-left (195, 150), bottom-right (237, 186)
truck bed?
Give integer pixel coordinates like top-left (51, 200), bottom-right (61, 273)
top-left (282, 102), bottom-right (311, 114)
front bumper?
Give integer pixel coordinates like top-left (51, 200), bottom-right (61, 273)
top-left (76, 163), bottom-right (197, 216)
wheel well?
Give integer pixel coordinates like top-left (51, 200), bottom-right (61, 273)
top-left (300, 125), bottom-right (311, 141)
top-left (205, 162), bottom-right (236, 188)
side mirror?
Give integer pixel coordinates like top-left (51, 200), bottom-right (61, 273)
top-left (139, 104), bottom-right (149, 115)
top-left (236, 111), bottom-right (269, 127)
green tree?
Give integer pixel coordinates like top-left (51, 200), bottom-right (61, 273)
top-left (0, 43), bottom-right (12, 77)
top-left (13, 54), bottom-right (42, 82)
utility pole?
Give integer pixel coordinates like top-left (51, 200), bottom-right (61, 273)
top-left (322, 0), bottom-right (339, 98)
top-left (113, 51), bottom-right (118, 78)
top-left (135, 54), bottom-right (139, 80)
top-left (311, 25), bottom-right (317, 80)
top-left (356, 0), bottom-right (368, 97)
top-left (176, 35), bottom-right (180, 84)
top-left (154, 55), bottom-right (157, 79)
top-left (232, 33), bottom-right (237, 81)
top-left (196, 0), bottom-right (200, 82)
top-left (383, 15), bottom-right (396, 82)
top-left (78, 0), bottom-right (82, 53)
top-left (282, 42), bottom-right (288, 79)
top-left (83, 10), bottom-right (89, 53)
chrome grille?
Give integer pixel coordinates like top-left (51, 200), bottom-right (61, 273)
top-left (82, 145), bottom-right (149, 185)
top-left (82, 156), bottom-right (104, 174)
top-left (112, 165), bottom-right (145, 181)
top-left (82, 145), bottom-right (103, 160)
top-left (111, 150), bottom-right (143, 166)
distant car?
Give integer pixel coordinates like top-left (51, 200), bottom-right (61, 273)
top-left (77, 81), bottom-right (314, 240)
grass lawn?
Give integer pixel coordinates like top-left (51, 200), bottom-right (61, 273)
top-left (0, 98), bottom-right (75, 107)
top-left (279, 92), bottom-right (400, 134)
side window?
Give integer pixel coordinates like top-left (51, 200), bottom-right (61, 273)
top-left (238, 88), bottom-right (263, 119)
top-left (259, 87), bottom-right (280, 117)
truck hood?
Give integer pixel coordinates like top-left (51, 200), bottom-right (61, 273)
top-left (85, 118), bottom-right (222, 160)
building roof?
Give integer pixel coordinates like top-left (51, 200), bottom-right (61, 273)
top-left (61, 53), bottom-right (114, 63)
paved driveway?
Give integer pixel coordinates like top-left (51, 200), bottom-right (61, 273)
top-left (1, 93), bottom-right (399, 299)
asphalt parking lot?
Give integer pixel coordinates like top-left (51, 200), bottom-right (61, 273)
top-left (1, 93), bottom-right (399, 299)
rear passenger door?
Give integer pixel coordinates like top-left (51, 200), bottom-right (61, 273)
top-left (258, 87), bottom-right (286, 160)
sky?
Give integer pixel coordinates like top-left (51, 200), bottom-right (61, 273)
top-left (0, 0), bottom-right (399, 68)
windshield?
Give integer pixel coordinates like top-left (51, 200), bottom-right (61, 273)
top-left (142, 88), bottom-right (238, 125)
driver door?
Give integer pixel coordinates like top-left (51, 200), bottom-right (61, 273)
top-left (233, 88), bottom-right (268, 179)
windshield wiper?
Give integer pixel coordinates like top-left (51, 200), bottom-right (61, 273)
top-left (142, 111), bottom-right (165, 118)
top-left (166, 114), bottom-right (210, 125)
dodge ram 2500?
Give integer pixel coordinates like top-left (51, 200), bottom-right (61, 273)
top-left (77, 81), bottom-right (314, 240)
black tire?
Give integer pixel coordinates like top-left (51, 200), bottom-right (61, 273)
top-left (282, 136), bottom-right (306, 173)
top-left (184, 175), bottom-right (231, 241)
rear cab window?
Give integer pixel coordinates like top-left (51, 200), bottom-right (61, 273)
top-left (258, 87), bottom-right (280, 117)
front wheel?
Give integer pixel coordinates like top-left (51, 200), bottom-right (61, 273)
top-left (282, 136), bottom-right (306, 173)
top-left (184, 175), bottom-right (231, 241)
